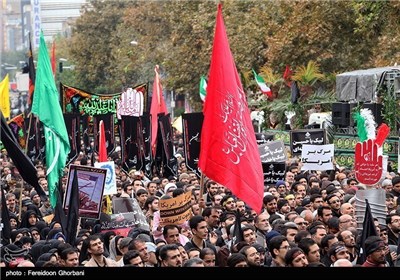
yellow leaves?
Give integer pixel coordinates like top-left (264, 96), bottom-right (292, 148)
top-left (292, 60), bottom-right (325, 86)
top-left (259, 66), bottom-right (283, 86)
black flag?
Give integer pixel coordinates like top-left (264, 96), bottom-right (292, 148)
top-left (357, 199), bottom-right (378, 265)
top-left (66, 168), bottom-right (79, 245)
top-left (52, 183), bottom-right (67, 234)
top-left (182, 112), bottom-right (203, 178)
top-left (1, 188), bottom-right (12, 245)
top-left (0, 111), bottom-right (45, 197)
top-left (159, 114), bottom-right (177, 177)
top-left (64, 113), bottom-right (81, 165)
top-left (140, 113), bottom-right (153, 178)
top-left (231, 210), bottom-right (244, 253)
top-left (291, 81), bottom-right (300, 104)
top-left (119, 115), bottom-right (143, 173)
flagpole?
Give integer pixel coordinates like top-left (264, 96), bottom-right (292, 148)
top-left (24, 113), bottom-right (33, 154)
top-left (199, 173), bottom-right (205, 213)
top-left (18, 187), bottom-right (23, 222)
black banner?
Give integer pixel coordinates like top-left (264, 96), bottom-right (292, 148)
top-left (182, 112), bottom-right (203, 178)
top-left (64, 113), bottom-right (81, 166)
top-left (255, 132), bottom-right (274, 145)
top-left (290, 129), bottom-right (325, 155)
top-left (140, 113), bottom-right (153, 178)
top-left (159, 114), bottom-right (177, 177)
top-left (262, 162), bottom-right (286, 186)
top-left (119, 116), bottom-right (143, 173)
top-left (25, 115), bottom-right (45, 163)
top-left (93, 114), bottom-right (115, 156)
top-left (81, 115), bottom-right (91, 154)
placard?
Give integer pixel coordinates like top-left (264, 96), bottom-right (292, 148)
top-left (290, 129), bottom-right (325, 155)
top-left (159, 192), bottom-right (192, 225)
top-left (111, 197), bottom-right (150, 232)
top-left (63, 165), bottom-right (106, 219)
top-left (301, 144), bottom-right (334, 171)
top-left (255, 133), bottom-right (274, 145)
top-left (95, 161), bottom-right (117, 195)
top-left (262, 162), bottom-right (286, 185)
top-left (258, 140), bottom-right (287, 163)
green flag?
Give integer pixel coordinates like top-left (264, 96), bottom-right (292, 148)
top-left (199, 76), bottom-right (207, 102)
top-left (31, 31), bottom-right (70, 208)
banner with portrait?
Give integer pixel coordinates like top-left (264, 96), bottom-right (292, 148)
top-left (63, 165), bottom-right (106, 219)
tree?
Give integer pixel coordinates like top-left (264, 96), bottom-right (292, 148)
top-left (69, 0), bottom-right (138, 93)
top-left (63, 0), bottom-right (400, 111)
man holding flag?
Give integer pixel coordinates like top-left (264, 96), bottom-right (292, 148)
top-left (31, 31), bottom-right (70, 208)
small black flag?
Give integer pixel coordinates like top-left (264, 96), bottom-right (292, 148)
top-left (66, 168), bottom-right (79, 245)
top-left (1, 188), bottom-right (12, 245)
top-left (357, 199), bottom-right (378, 265)
top-left (291, 81), bottom-right (300, 104)
top-left (231, 210), bottom-right (244, 253)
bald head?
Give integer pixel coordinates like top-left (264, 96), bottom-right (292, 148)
top-left (340, 203), bottom-right (354, 216)
top-left (338, 214), bottom-right (357, 231)
top-left (333, 259), bottom-right (352, 267)
top-left (17, 260), bottom-right (35, 267)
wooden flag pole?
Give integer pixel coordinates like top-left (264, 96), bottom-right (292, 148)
top-left (198, 173), bottom-right (206, 214)
top-left (18, 187), bottom-right (23, 222)
top-left (24, 113), bottom-right (33, 154)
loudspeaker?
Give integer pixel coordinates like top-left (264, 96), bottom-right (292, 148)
top-left (363, 103), bottom-right (384, 126)
top-left (332, 102), bottom-right (354, 127)
top-left (394, 76), bottom-right (400, 94)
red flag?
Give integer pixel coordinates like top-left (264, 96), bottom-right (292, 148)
top-left (98, 120), bottom-right (107, 162)
top-left (150, 65), bottom-right (167, 156)
top-left (198, 4), bottom-right (264, 213)
top-left (283, 65), bottom-right (292, 87)
top-left (51, 41), bottom-right (56, 78)
top-left (27, 33), bottom-right (36, 112)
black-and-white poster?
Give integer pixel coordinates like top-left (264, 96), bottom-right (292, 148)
top-left (182, 112), bottom-right (203, 178)
top-left (258, 140), bottom-right (287, 163)
top-left (262, 162), bottom-right (286, 186)
top-left (255, 132), bottom-right (274, 145)
top-left (290, 129), bottom-right (325, 155)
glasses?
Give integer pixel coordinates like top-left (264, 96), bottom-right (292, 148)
top-left (279, 246), bottom-right (291, 250)
top-left (296, 222), bottom-right (309, 226)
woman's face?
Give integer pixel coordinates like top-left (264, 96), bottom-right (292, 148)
top-left (52, 223), bottom-right (61, 230)
top-left (28, 214), bottom-right (37, 225)
top-left (10, 218), bottom-right (17, 229)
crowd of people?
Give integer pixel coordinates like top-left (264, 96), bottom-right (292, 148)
top-left (1, 134), bottom-right (399, 268)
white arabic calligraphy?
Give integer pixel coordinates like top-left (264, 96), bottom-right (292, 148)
top-left (220, 90), bottom-right (248, 164)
